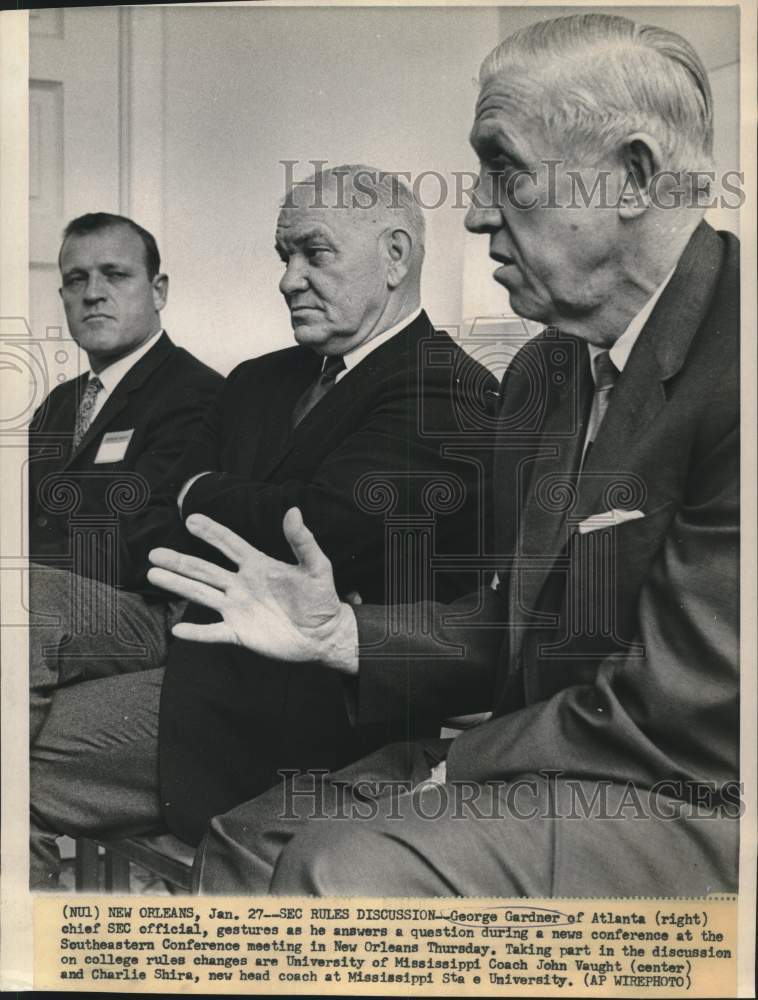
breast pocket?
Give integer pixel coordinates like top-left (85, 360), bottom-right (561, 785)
top-left (531, 499), bottom-right (678, 696)
top-left (568, 498), bottom-right (676, 644)
top-left (604, 498), bottom-right (676, 560)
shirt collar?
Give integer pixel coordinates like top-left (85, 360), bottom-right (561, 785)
top-left (587, 270), bottom-right (675, 376)
top-left (330, 306), bottom-right (423, 380)
top-left (89, 329), bottom-right (163, 395)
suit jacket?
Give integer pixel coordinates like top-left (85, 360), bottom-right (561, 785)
top-left (158, 311), bottom-right (497, 841)
top-left (354, 223), bottom-right (739, 839)
top-left (28, 332), bottom-right (223, 589)
top-left (144, 311), bottom-right (496, 602)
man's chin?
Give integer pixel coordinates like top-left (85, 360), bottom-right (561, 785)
top-left (503, 289), bottom-right (551, 326)
top-left (292, 323), bottom-right (331, 347)
top-left (71, 330), bottom-right (115, 353)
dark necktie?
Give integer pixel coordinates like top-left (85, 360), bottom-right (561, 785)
top-left (72, 375), bottom-right (104, 450)
top-left (292, 355), bottom-right (346, 428)
top-left (581, 349), bottom-right (618, 467)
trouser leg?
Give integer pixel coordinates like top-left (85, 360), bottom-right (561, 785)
top-left (196, 761), bottom-right (739, 897)
top-left (272, 778), bottom-right (739, 897)
top-left (29, 564), bottom-right (171, 743)
top-left (30, 668), bottom-right (165, 890)
top-left (193, 740), bottom-right (447, 894)
top-left (271, 778), bottom-right (554, 896)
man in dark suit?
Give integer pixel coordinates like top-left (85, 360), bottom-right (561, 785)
top-left (152, 165), bottom-right (494, 840)
top-left (29, 167), bottom-right (495, 884)
top-left (143, 14), bottom-right (740, 895)
top-left (28, 213), bottom-right (222, 740)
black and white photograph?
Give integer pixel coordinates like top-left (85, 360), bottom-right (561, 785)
top-left (0, 1), bottom-right (755, 994)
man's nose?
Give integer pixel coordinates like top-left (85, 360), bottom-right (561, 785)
top-left (279, 258), bottom-right (309, 297)
top-left (83, 274), bottom-right (107, 303)
top-left (464, 171), bottom-right (502, 233)
top-left (464, 198), bottom-right (502, 234)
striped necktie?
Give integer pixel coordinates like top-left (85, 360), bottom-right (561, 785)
top-left (292, 355), bottom-right (346, 428)
top-left (581, 350), bottom-right (618, 467)
top-left (72, 375), bottom-right (104, 450)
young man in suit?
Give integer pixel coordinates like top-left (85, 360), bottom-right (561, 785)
top-left (144, 15), bottom-right (740, 896)
top-left (28, 213), bottom-right (222, 741)
top-left (29, 168), bottom-right (496, 884)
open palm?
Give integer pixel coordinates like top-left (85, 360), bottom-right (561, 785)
top-left (147, 508), bottom-right (355, 668)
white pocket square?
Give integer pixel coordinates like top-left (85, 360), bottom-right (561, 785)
top-left (578, 508), bottom-right (645, 534)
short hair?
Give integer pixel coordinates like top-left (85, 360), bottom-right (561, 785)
top-left (284, 163), bottom-right (426, 263)
top-left (60, 213), bottom-right (161, 279)
top-left (479, 13), bottom-right (714, 173)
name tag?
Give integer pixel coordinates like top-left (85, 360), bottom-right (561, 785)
top-left (94, 429), bottom-right (134, 464)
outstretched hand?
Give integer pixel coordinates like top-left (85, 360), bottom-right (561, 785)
top-left (147, 508), bottom-right (358, 673)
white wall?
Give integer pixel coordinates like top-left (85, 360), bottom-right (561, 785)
top-left (158, 6), bottom-right (500, 374)
top-left (30, 6), bottom-right (741, 378)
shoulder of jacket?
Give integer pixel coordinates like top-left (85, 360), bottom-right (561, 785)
top-left (409, 330), bottom-right (498, 391)
top-left (227, 345), bottom-right (307, 381)
top-left (33, 374), bottom-right (79, 412)
top-left (165, 345), bottom-right (223, 385)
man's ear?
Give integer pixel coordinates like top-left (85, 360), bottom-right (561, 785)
top-left (152, 273), bottom-right (169, 310)
top-left (617, 132), bottom-right (663, 219)
top-left (385, 228), bottom-right (413, 288)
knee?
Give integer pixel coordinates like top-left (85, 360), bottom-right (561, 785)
top-left (271, 823), bottom-right (389, 896)
top-left (193, 795), bottom-right (285, 896)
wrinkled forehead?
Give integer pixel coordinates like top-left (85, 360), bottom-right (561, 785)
top-left (279, 172), bottom-right (358, 213)
top-left (471, 75), bottom-right (546, 152)
top-left (276, 190), bottom-right (384, 246)
top-left (275, 204), bottom-right (344, 241)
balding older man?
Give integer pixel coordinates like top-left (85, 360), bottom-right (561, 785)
top-left (146, 14), bottom-right (740, 896)
top-left (30, 166), bottom-right (495, 887)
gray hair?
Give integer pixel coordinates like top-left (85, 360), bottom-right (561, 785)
top-left (480, 13), bottom-right (714, 172)
top-left (286, 163), bottom-right (426, 262)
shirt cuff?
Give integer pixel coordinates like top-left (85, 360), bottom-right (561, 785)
top-left (177, 471), bottom-right (213, 515)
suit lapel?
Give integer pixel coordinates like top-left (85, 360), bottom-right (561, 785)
top-left (508, 334), bottom-right (593, 636)
top-left (51, 374), bottom-right (86, 437)
top-left (249, 351), bottom-right (321, 481)
top-left (259, 311), bottom-right (432, 482)
top-left (574, 335), bottom-right (664, 519)
top-left (575, 221), bottom-right (725, 520)
top-left (65, 332), bottom-right (174, 467)
top-left (30, 376), bottom-right (84, 470)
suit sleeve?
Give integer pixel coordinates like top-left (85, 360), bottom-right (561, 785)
top-left (157, 376), bottom-right (227, 498)
top-left (351, 584), bottom-right (506, 731)
top-left (180, 367), bottom-right (494, 595)
top-left (445, 419), bottom-right (739, 792)
top-left (118, 367), bottom-right (223, 588)
top-left (134, 374), bottom-right (222, 495)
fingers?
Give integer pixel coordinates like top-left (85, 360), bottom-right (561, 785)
top-left (283, 507), bottom-right (332, 575)
top-left (147, 566), bottom-right (226, 611)
top-left (184, 514), bottom-right (258, 566)
top-left (149, 547), bottom-right (234, 590)
top-left (172, 621), bottom-right (237, 645)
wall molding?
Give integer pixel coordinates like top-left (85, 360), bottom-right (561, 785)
top-left (119, 7), bottom-right (165, 243)
top-left (118, 7), bottom-right (132, 216)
